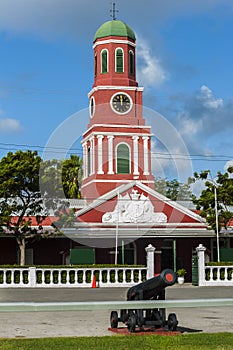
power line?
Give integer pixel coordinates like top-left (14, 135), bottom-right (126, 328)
top-left (0, 142), bottom-right (232, 161)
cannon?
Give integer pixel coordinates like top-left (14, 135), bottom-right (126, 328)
top-left (110, 269), bottom-right (178, 333)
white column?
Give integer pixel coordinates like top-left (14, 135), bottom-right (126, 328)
top-left (196, 244), bottom-right (206, 286)
top-left (97, 135), bottom-right (104, 174)
top-left (82, 142), bottom-right (88, 178)
top-left (145, 244), bottom-right (156, 279)
top-left (143, 136), bottom-right (149, 175)
top-left (107, 135), bottom-right (114, 174)
top-left (90, 136), bottom-right (95, 175)
top-left (28, 267), bottom-right (37, 287)
top-left (132, 135), bottom-right (139, 175)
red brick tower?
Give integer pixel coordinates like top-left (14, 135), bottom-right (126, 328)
top-left (81, 20), bottom-right (154, 201)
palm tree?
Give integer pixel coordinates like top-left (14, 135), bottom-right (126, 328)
top-left (62, 155), bottom-right (83, 198)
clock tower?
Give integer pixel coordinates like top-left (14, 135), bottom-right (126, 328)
top-left (81, 19), bottom-right (155, 201)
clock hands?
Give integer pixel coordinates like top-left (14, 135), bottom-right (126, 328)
top-left (120, 95), bottom-right (123, 106)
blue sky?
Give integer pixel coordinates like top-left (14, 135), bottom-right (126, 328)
top-left (1, 0), bottom-right (233, 186)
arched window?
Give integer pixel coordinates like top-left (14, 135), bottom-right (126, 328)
top-left (117, 143), bottom-right (130, 174)
top-left (115, 48), bottom-right (124, 73)
top-left (94, 54), bottom-right (97, 76)
top-left (87, 147), bottom-right (91, 176)
top-left (101, 49), bottom-right (108, 73)
top-left (129, 50), bottom-right (134, 75)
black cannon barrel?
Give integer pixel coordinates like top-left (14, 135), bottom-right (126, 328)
top-left (127, 269), bottom-right (176, 301)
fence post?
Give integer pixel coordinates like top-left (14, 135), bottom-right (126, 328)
top-left (196, 244), bottom-right (206, 286)
top-left (145, 244), bottom-right (156, 279)
top-left (29, 267), bottom-right (37, 287)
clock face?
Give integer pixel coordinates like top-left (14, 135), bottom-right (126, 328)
top-left (111, 93), bottom-right (132, 114)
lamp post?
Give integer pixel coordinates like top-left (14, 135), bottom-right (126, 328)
top-left (208, 176), bottom-right (220, 262)
top-left (214, 185), bottom-right (220, 262)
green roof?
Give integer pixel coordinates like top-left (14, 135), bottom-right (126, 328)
top-left (94, 20), bottom-right (136, 41)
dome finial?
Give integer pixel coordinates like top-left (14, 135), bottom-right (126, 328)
top-left (110, 1), bottom-right (119, 20)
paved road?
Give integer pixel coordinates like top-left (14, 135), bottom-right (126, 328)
top-left (0, 284), bottom-right (232, 338)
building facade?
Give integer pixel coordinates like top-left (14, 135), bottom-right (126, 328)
top-left (64, 19), bottom-right (218, 281)
top-left (2, 18), bottom-right (231, 281)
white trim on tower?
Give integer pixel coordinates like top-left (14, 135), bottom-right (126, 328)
top-left (90, 136), bottom-right (95, 175)
top-left (97, 135), bottom-right (104, 174)
top-left (142, 136), bottom-right (149, 175)
top-left (88, 86), bottom-right (144, 98)
top-left (93, 39), bottom-right (136, 49)
top-left (132, 135), bottom-right (139, 175)
top-left (107, 135), bottom-right (114, 174)
top-left (82, 141), bottom-right (88, 179)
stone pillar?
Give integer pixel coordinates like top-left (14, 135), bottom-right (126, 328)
top-left (97, 135), bottom-right (104, 174)
top-left (132, 135), bottom-right (139, 175)
top-left (90, 136), bottom-right (95, 175)
top-left (196, 244), bottom-right (206, 286)
top-left (82, 142), bottom-right (87, 179)
top-left (107, 135), bottom-right (114, 174)
top-left (29, 267), bottom-right (36, 287)
top-left (145, 244), bottom-right (156, 279)
top-left (142, 136), bottom-right (149, 175)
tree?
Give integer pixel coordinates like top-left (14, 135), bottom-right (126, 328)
top-left (0, 150), bottom-right (53, 265)
top-left (0, 152), bottom-right (82, 265)
top-left (39, 155), bottom-right (83, 234)
top-left (62, 155), bottom-right (83, 198)
top-left (191, 169), bottom-right (233, 231)
top-left (40, 155), bottom-right (83, 199)
top-left (154, 177), bottom-right (192, 201)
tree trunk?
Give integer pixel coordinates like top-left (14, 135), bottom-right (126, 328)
top-left (16, 238), bottom-right (26, 266)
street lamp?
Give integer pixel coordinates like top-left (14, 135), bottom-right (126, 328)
top-left (208, 176), bottom-right (220, 262)
top-left (213, 185), bottom-right (220, 262)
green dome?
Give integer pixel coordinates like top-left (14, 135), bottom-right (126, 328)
top-left (94, 20), bottom-right (136, 41)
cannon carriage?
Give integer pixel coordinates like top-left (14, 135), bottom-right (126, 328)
top-left (110, 269), bottom-right (178, 333)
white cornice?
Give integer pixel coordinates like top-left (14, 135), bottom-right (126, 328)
top-left (81, 179), bottom-right (154, 189)
top-left (82, 131), bottom-right (153, 142)
top-left (93, 39), bottom-right (136, 49)
top-left (63, 227), bottom-right (213, 239)
top-left (82, 130), bottom-right (153, 144)
top-left (88, 86), bottom-right (144, 98)
top-left (82, 124), bottom-right (152, 139)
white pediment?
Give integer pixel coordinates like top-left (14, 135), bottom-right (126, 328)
top-left (102, 189), bottom-right (167, 223)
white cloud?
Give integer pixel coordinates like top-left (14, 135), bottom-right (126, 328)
top-left (224, 160), bottom-right (233, 172)
top-left (0, 118), bottom-right (21, 133)
top-left (164, 85), bottom-right (233, 164)
top-left (192, 178), bottom-right (206, 197)
top-left (199, 85), bottom-right (223, 109)
top-left (175, 85), bottom-right (229, 140)
top-left (137, 37), bottom-right (168, 88)
top-left (178, 111), bottom-right (202, 136)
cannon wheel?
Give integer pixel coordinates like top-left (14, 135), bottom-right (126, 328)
top-left (127, 313), bottom-right (136, 333)
top-left (168, 313), bottom-right (178, 331)
top-left (110, 311), bottom-right (118, 328)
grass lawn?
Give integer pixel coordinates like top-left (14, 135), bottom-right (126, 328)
top-left (0, 333), bottom-right (232, 350)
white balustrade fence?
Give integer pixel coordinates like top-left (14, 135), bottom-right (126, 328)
top-left (204, 266), bottom-right (233, 286)
top-left (0, 267), bottom-right (147, 288)
top-left (196, 244), bottom-right (233, 286)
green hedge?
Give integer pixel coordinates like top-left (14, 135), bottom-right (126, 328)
top-left (0, 264), bottom-right (145, 268)
top-left (206, 262), bottom-right (233, 266)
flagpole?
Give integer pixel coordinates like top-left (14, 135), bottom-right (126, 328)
top-left (115, 190), bottom-right (119, 265)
